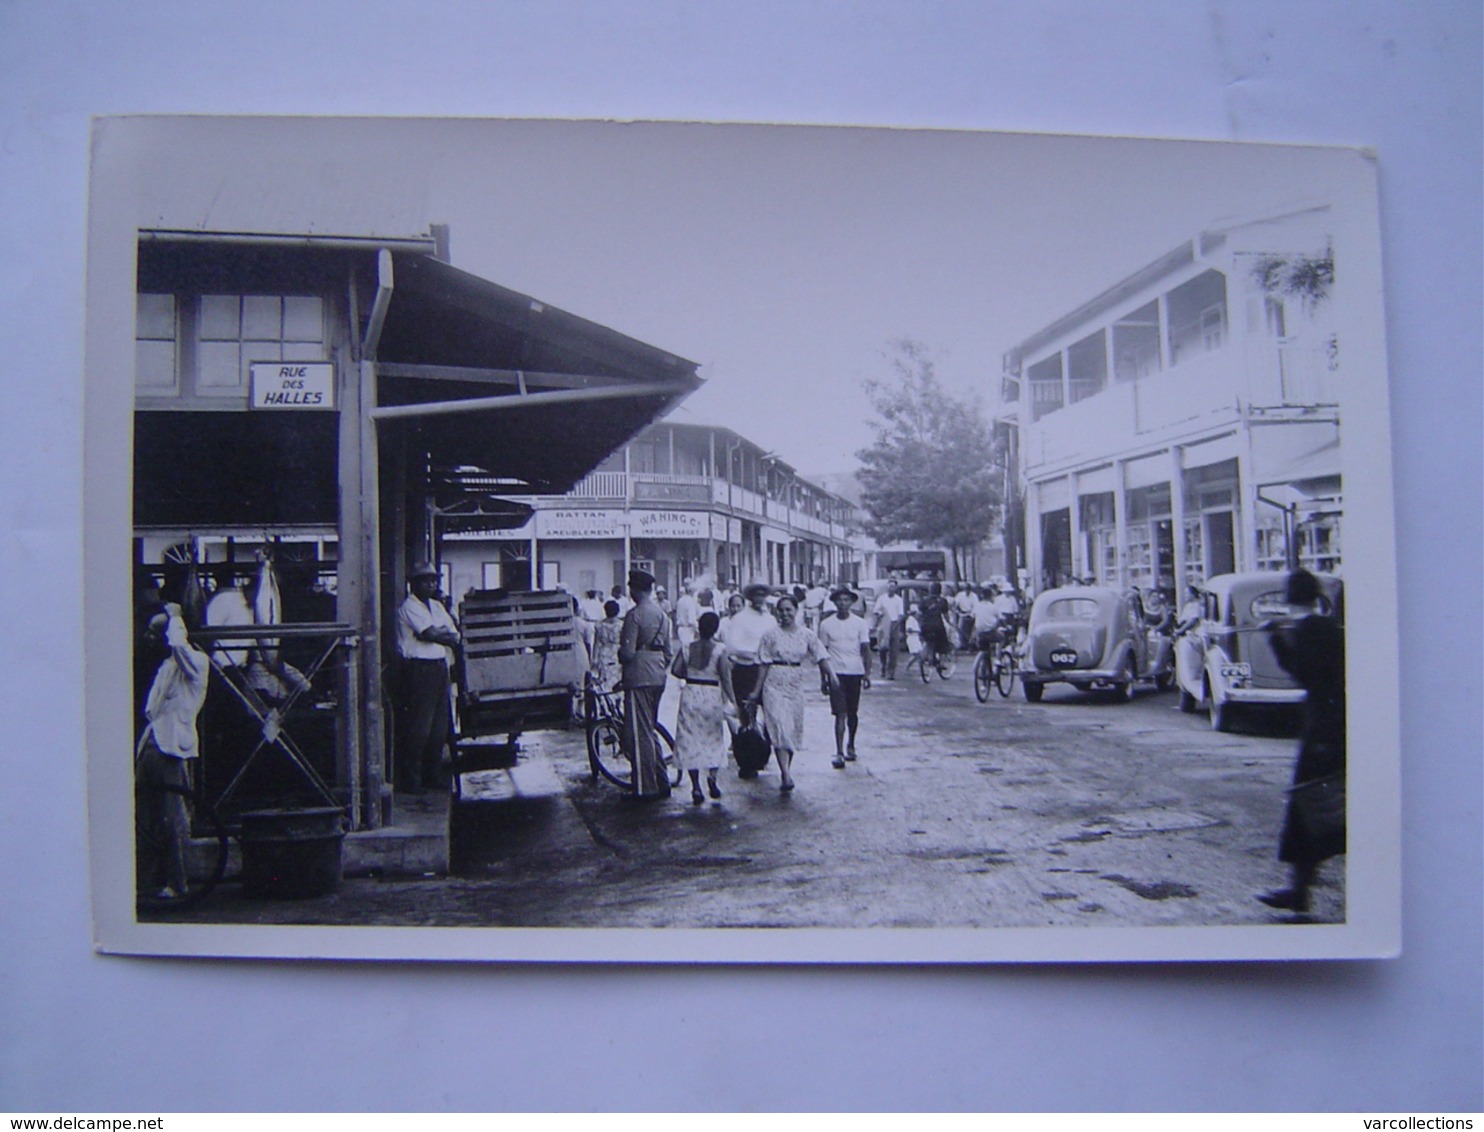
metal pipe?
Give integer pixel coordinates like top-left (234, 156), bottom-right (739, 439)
top-left (368, 379), bottom-right (690, 421)
top-left (140, 229), bottom-right (438, 254)
top-left (362, 249), bottom-right (394, 359)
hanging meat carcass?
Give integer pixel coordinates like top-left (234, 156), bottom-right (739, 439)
top-left (253, 549), bottom-right (282, 667)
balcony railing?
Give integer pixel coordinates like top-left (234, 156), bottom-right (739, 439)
top-left (567, 470), bottom-right (628, 499)
top-left (1278, 342), bottom-right (1339, 405)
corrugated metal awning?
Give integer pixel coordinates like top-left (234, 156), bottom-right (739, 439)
top-left (376, 253), bottom-right (702, 494)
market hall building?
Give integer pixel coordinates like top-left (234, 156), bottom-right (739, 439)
top-left (131, 227), bottom-right (700, 853)
top-left (995, 205), bottom-right (1343, 600)
top-left (438, 420), bottom-right (859, 601)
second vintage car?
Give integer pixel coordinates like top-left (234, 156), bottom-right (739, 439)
top-left (1019, 585), bottom-right (1174, 703)
top-left (1173, 570), bottom-right (1344, 731)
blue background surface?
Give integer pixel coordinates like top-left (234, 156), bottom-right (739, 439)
top-left (0, 0), bottom-right (1478, 1113)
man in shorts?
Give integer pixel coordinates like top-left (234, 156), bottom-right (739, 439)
top-left (817, 587), bottom-right (872, 768)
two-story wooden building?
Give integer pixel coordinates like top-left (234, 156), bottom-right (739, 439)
top-left (439, 420), bottom-right (859, 600)
top-left (997, 204), bottom-right (1343, 599)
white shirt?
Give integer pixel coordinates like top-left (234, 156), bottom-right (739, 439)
top-left (145, 614), bottom-right (210, 758)
top-left (396, 593), bottom-right (458, 661)
top-left (972, 598), bottom-right (1000, 633)
top-left (872, 591), bottom-right (905, 627)
top-left (817, 612), bottom-right (871, 676)
top-left (720, 606), bottom-right (775, 663)
top-left (675, 592), bottom-right (700, 632)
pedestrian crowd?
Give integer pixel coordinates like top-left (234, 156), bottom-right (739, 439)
top-left (136, 551), bottom-right (1345, 925)
top-left (590, 572), bottom-right (874, 801)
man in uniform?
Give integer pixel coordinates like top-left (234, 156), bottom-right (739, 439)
top-left (395, 561), bottom-right (460, 794)
top-left (618, 569), bottom-right (674, 799)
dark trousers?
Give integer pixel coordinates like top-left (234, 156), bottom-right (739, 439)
top-left (879, 621), bottom-right (904, 678)
top-left (399, 658), bottom-right (452, 791)
top-left (135, 737), bottom-right (192, 894)
top-left (624, 683), bottom-right (669, 798)
top-left (730, 663), bottom-right (764, 731)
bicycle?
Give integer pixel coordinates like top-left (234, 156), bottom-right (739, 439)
top-left (972, 628), bottom-right (1018, 701)
top-left (917, 633), bottom-right (956, 683)
top-left (583, 673), bottom-right (682, 791)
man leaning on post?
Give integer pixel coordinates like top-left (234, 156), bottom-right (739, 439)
top-left (395, 561), bottom-right (460, 794)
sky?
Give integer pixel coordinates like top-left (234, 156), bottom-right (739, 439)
top-left (124, 115), bottom-right (1370, 475)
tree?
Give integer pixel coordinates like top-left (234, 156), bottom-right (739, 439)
top-left (855, 339), bottom-right (1003, 581)
top-left (1250, 243), bottom-right (1334, 313)
top-left (1251, 242), bottom-right (1338, 369)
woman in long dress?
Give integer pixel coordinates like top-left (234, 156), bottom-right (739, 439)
top-left (670, 611), bottom-right (734, 804)
top-left (591, 599), bottom-right (622, 692)
top-left (751, 594), bottom-right (836, 792)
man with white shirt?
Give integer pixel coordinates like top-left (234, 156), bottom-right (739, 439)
top-left (395, 561), bottom-right (460, 794)
top-left (952, 581), bottom-right (978, 651)
top-left (818, 588), bottom-right (872, 767)
top-left (871, 578), bottom-right (906, 680)
top-left (674, 577), bottom-right (701, 647)
top-left (721, 582), bottom-right (778, 776)
top-left (135, 602), bottom-right (210, 899)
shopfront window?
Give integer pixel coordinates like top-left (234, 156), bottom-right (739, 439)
top-left (1297, 515), bottom-right (1341, 574)
top-left (1080, 492), bottom-right (1116, 585)
top-left (1125, 484), bottom-right (1173, 595)
top-left (1182, 460), bottom-right (1238, 580)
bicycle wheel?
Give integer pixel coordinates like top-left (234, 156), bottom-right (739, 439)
top-left (995, 647), bottom-right (1016, 697)
top-left (135, 783), bottom-right (227, 913)
top-left (973, 652), bottom-right (992, 702)
top-left (936, 647), bottom-right (956, 679)
top-left (588, 718), bottom-right (633, 789)
top-left (918, 648), bottom-right (932, 684)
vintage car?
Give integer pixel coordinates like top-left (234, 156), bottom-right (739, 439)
top-left (1019, 585), bottom-right (1174, 703)
top-left (1173, 570), bottom-right (1343, 732)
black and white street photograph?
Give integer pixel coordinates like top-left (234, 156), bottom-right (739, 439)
top-left (88, 116), bottom-right (1399, 963)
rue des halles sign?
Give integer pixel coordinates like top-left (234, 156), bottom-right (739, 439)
top-left (250, 362), bottom-right (336, 409)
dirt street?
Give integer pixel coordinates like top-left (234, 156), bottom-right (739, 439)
top-left (175, 659), bottom-right (1343, 930)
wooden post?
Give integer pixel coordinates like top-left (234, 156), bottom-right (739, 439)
top-left (338, 358), bottom-right (386, 829)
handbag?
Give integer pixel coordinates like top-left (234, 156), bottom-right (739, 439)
top-left (732, 724), bottom-right (773, 774)
top-left (1287, 772), bottom-right (1346, 861)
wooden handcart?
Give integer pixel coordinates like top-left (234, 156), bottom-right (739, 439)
top-left (448, 589), bottom-right (581, 797)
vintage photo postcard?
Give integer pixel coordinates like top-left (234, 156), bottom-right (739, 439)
top-left (86, 116), bottom-right (1400, 962)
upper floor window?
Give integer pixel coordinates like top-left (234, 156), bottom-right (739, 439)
top-left (198, 294), bottom-right (326, 395)
top-left (1166, 270), bottom-right (1227, 367)
top-left (1113, 300), bottom-right (1161, 383)
top-left (1067, 330), bottom-right (1107, 404)
top-left (137, 292), bottom-right (327, 404)
top-left (135, 293), bottom-right (178, 393)
top-left (1027, 354), bottom-right (1064, 422)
